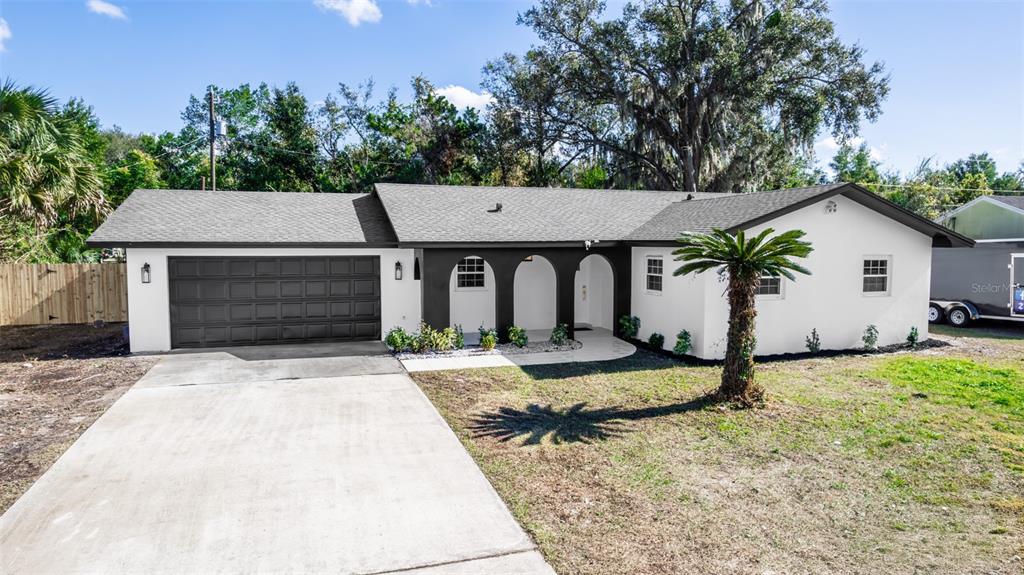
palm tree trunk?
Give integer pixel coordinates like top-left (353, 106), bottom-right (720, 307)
top-left (719, 272), bottom-right (762, 405)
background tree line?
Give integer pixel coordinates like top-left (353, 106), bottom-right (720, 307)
top-left (2, 0), bottom-right (1022, 263)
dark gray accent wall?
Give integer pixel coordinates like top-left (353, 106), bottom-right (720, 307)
top-left (419, 246), bottom-right (632, 341)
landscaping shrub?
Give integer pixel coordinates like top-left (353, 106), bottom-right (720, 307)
top-left (805, 328), bottom-right (821, 353)
top-left (648, 332), bottom-right (665, 349)
top-left (549, 323), bottom-right (570, 346)
top-left (673, 329), bottom-right (692, 355)
top-left (907, 326), bottom-right (919, 347)
top-left (479, 327), bottom-right (498, 351)
top-left (384, 327), bottom-right (411, 352)
top-left (618, 315), bottom-right (640, 338)
top-left (453, 324), bottom-right (465, 349)
top-left (863, 324), bottom-right (879, 350)
top-left (508, 325), bottom-right (528, 348)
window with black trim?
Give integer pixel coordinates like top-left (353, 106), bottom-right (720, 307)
top-left (756, 273), bottom-right (782, 296)
top-left (456, 257), bottom-right (486, 288)
top-left (862, 258), bottom-right (890, 294)
top-left (646, 257), bottom-right (663, 292)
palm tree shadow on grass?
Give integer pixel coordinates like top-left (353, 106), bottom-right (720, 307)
top-left (469, 395), bottom-right (714, 445)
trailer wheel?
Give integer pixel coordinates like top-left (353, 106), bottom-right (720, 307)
top-left (928, 304), bottom-right (944, 324)
top-left (947, 307), bottom-right (970, 328)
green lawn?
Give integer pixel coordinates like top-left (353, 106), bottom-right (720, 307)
top-left (412, 331), bottom-right (1024, 575)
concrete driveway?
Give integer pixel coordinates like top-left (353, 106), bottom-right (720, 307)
top-left (0, 345), bottom-right (553, 574)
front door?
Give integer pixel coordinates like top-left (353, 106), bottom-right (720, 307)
top-left (1012, 255), bottom-right (1024, 317)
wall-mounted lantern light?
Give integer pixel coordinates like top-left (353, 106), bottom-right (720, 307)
top-left (394, 261), bottom-right (403, 281)
top-left (141, 263), bottom-right (152, 284)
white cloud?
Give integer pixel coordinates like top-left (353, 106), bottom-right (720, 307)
top-left (407, 0), bottom-right (433, 5)
top-left (315, 0), bottom-right (382, 26)
top-left (0, 19), bottom-right (10, 52)
top-left (815, 135), bottom-right (864, 152)
top-left (435, 85), bottom-right (494, 113)
top-left (86, 0), bottom-right (128, 20)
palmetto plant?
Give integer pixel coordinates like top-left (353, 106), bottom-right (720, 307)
top-left (673, 228), bottom-right (813, 406)
top-left (0, 80), bottom-right (104, 227)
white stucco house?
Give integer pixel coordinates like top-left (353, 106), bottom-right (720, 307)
top-left (87, 182), bottom-right (971, 359)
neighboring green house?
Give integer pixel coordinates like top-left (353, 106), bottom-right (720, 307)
top-left (937, 195), bottom-right (1024, 240)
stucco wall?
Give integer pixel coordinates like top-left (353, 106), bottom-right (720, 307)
top-left (513, 256), bottom-right (557, 330)
top-left (125, 247), bottom-right (421, 353)
top-left (449, 257), bottom-right (496, 333)
top-left (631, 194), bottom-right (932, 358)
top-left (631, 247), bottom-right (707, 353)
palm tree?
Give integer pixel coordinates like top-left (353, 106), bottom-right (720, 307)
top-left (673, 228), bottom-right (813, 406)
top-left (0, 80), bottom-right (104, 227)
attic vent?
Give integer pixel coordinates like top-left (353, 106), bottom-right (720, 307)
top-left (487, 203), bottom-right (502, 213)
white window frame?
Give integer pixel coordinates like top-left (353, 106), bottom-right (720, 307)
top-left (455, 256), bottom-right (487, 291)
top-left (645, 256), bottom-right (664, 294)
top-left (862, 256), bottom-right (892, 297)
top-left (755, 272), bottom-right (784, 300)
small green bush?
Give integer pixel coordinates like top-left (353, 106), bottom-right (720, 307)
top-left (907, 326), bottom-right (919, 347)
top-left (648, 332), bottom-right (665, 349)
top-left (673, 329), bottom-right (691, 355)
top-left (805, 328), bottom-right (821, 354)
top-left (549, 323), bottom-right (570, 346)
top-left (479, 327), bottom-right (498, 351)
top-left (863, 324), bottom-right (879, 350)
top-left (453, 324), bottom-right (465, 349)
top-left (384, 327), bottom-right (411, 352)
top-left (618, 315), bottom-right (640, 338)
top-left (508, 325), bottom-right (528, 348)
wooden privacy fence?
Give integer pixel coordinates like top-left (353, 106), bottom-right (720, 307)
top-left (0, 263), bottom-right (128, 326)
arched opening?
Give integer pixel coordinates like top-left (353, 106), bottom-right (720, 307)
top-left (574, 254), bottom-right (614, 331)
top-left (449, 255), bottom-right (496, 342)
top-left (513, 255), bottom-right (557, 337)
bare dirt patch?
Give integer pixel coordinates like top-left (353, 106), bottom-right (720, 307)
top-left (0, 323), bottom-right (155, 514)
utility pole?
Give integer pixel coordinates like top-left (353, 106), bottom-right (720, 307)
top-left (208, 87), bottom-right (216, 191)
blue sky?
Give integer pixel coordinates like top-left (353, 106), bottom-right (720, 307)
top-left (1, 0), bottom-right (1022, 177)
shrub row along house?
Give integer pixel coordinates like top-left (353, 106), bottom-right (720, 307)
top-left (87, 183), bottom-right (972, 358)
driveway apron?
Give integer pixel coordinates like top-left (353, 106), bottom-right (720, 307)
top-left (0, 349), bottom-right (553, 574)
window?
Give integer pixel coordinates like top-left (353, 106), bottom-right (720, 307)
top-left (862, 258), bottom-right (890, 295)
top-left (646, 257), bottom-right (663, 292)
top-left (756, 273), bottom-right (782, 297)
top-left (456, 257), bottom-right (486, 288)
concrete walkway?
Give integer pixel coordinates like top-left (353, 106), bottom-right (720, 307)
top-left (402, 327), bottom-right (635, 372)
top-left (0, 348), bottom-right (554, 574)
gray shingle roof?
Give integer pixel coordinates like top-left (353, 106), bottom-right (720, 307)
top-left (374, 183), bottom-right (723, 243)
top-left (624, 184), bottom-right (847, 241)
top-left (87, 189), bottom-right (397, 246)
top-left (991, 195), bottom-right (1024, 211)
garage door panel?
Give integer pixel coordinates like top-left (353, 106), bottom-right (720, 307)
top-left (305, 281), bottom-right (328, 297)
top-left (255, 282), bottom-right (278, 298)
top-left (199, 260), bottom-right (226, 277)
top-left (170, 256), bottom-right (381, 348)
top-left (255, 260), bottom-right (279, 276)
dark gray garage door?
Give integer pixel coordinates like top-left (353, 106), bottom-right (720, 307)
top-left (169, 256), bottom-right (381, 348)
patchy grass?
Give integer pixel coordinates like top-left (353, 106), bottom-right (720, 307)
top-left (413, 331), bottom-right (1024, 575)
top-left (0, 323), bottom-right (155, 514)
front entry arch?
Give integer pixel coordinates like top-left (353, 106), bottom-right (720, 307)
top-left (574, 254), bottom-right (614, 330)
top-left (513, 255), bottom-right (557, 333)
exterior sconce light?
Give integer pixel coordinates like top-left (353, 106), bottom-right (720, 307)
top-left (141, 263), bottom-right (152, 284)
top-left (394, 261), bottom-right (403, 281)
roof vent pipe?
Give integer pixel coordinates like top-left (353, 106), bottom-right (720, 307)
top-left (686, 194), bottom-right (694, 200)
top-left (487, 203), bottom-right (502, 213)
